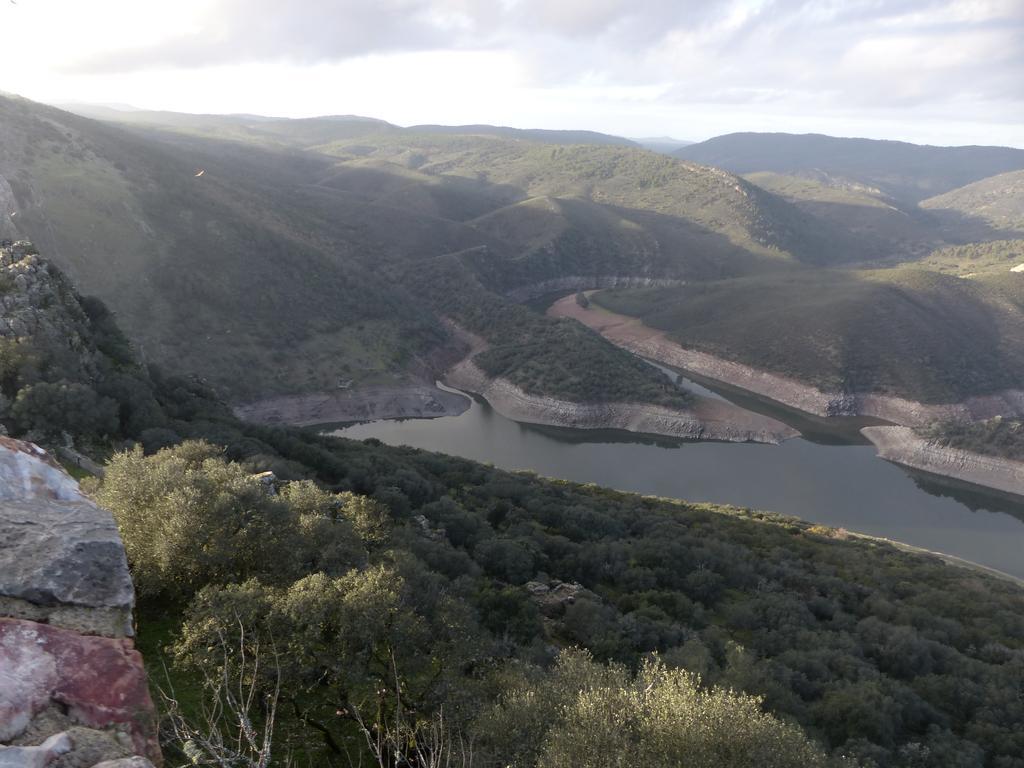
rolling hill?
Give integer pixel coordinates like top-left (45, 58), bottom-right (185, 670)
top-left (677, 133), bottom-right (1024, 205)
top-left (593, 267), bottom-right (1024, 404)
top-left (743, 171), bottom-right (942, 259)
top-left (14, 94), bottom-right (1016, 414)
top-left (921, 170), bottom-right (1024, 237)
top-left (1, 93), bottom-right (841, 409)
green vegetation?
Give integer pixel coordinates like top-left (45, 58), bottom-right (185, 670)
top-left (594, 267), bottom-right (1024, 403)
top-left (0, 248), bottom-right (168, 449)
top-left (7, 254), bottom-right (1024, 766)
top-left (1, 94), bottom-right (832, 407)
top-left (922, 417), bottom-right (1024, 461)
top-left (916, 240), bottom-right (1024, 276)
top-left (744, 172), bottom-right (889, 207)
top-left (922, 170), bottom-right (1024, 235)
top-left (743, 172), bottom-right (941, 260)
top-left (415, 256), bottom-right (689, 405)
top-left (96, 426), bottom-right (1024, 767)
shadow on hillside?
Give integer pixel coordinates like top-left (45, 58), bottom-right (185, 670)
top-left (923, 208), bottom-right (1024, 244)
top-left (786, 199), bottom-right (943, 262)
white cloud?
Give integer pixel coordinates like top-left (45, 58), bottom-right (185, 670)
top-left (1, 0), bottom-right (1020, 146)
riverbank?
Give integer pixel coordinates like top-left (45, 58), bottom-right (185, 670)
top-left (549, 293), bottom-right (1024, 495)
top-left (550, 294), bottom-right (1024, 427)
top-left (443, 324), bottom-right (797, 444)
top-left (233, 383), bottom-right (471, 427)
top-left (845, 524), bottom-right (1024, 588)
top-left (862, 426), bottom-right (1024, 499)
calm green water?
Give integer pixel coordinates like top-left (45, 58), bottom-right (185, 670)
top-left (330, 382), bottom-right (1024, 580)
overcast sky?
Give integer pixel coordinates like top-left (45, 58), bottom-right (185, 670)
top-left (3, 0), bottom-right (1022, 146)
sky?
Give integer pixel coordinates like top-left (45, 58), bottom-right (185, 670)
top-left (2, 0), bottom-right (1022, 146)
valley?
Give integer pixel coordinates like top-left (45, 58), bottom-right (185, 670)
top-left (2, 100), bottom-right (1024, 768)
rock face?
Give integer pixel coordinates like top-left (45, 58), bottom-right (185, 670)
top-left (862, 426), bottom-right (1024, 498)
top-left (0, 438), bottom-right (133, 638)
top-left (0, 241), bottom-right (102, 384)
top-left (0, 438), bottom-right (161, 767)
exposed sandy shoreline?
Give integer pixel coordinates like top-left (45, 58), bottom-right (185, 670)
top-left (862, 426), bottom-right (1024, 499)
top-left (550, 293), bottom-right (1024, 496)
top-left (442, 323), bottom-right (797, 444)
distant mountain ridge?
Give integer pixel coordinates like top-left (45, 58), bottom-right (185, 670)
top-left (62, 104), bottom-right (635, 148)
top-left (676, 132), bottom-right (1024, 204)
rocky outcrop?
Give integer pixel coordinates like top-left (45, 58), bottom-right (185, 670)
top-left (525, 579), bottom-right (600, 618)
top-left (234, 382), bottom-right (471, 427)
top-left (0, 241), bottom-right (101, 383)
top-left (0, 438), bottom-right (160, 767)
top-left (0, 174), bottom-right (18, 241)
top-left (504, 275), bottom-right (686, 302)
top-left (445, 357), bottom-right (796, 444)
top-left (862, 426), bottom-right (1024, 498)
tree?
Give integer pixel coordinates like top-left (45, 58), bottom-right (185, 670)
top-left (475, 649), bottom-right (845, 768)
top-left (96, 442), bottom-right (364, 598)
top-left (11, 380), bottom-right (119, 440)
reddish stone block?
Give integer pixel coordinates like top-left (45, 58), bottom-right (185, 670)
top-left (0, 619), bottom-right (160, 764)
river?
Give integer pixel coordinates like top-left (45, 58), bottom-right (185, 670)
top-left (328, 377), bottom-right (1024, 580)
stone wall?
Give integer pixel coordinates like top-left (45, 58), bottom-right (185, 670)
top-left (0, 437), bottom-right (161, 767)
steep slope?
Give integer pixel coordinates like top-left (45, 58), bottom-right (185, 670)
top-left (0, 95), bottom-right (465, 399)
top-left (677, 133), bottom-right (1024, 204)
top-left (593, 267), bottom-right (1024, 405)
top-left (921, 170), bottom-right (1024, 237)
top-left (0, 98), bottom-right (700, 416)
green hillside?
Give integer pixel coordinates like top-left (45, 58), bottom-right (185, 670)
top-left (744, 172), bottom-right (942, 259)
top-left (2, 94), bottom-right (855, 409)
top-left (677, 133), bottom-right (1024, 204)
top-left (317, 133), bottom-right (861, 268)
top-left (921, 170), bottom-right (1024, 236)
top-left (594, 267), bottom-right (1024, 403)
top-left (916, 240), bottom-right (1024, 276)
